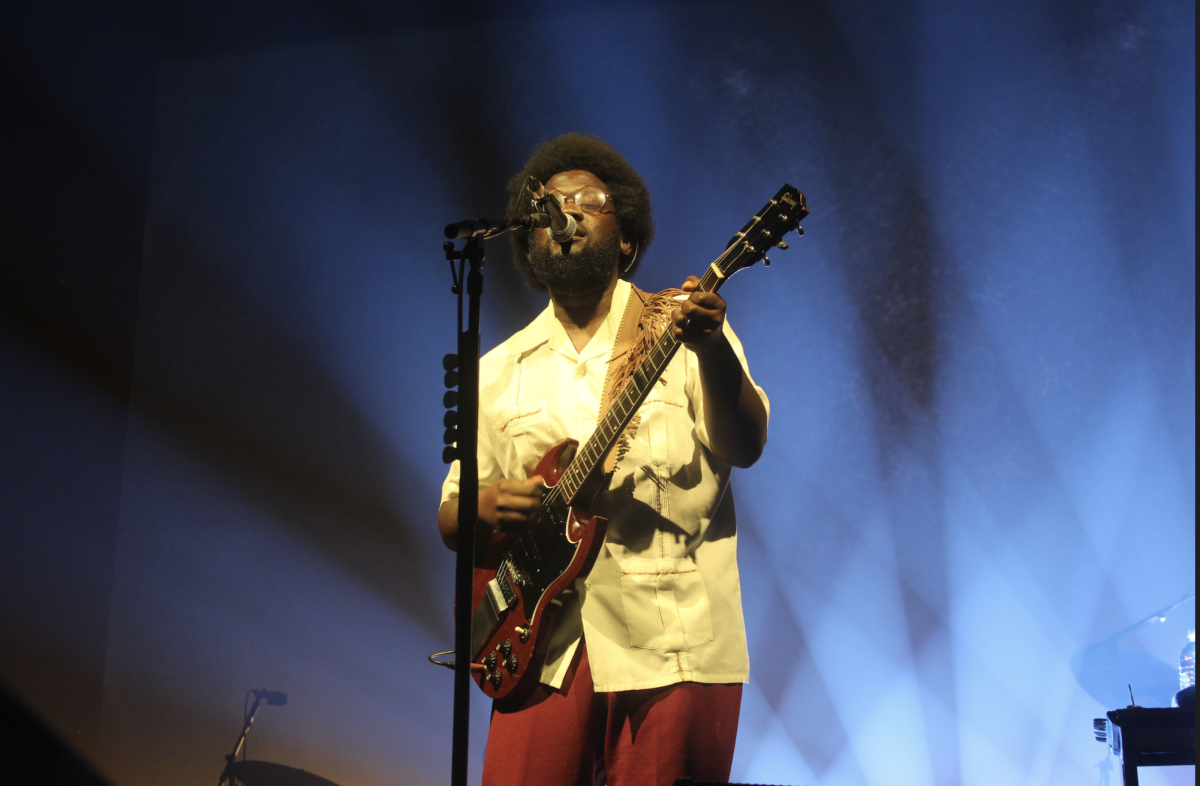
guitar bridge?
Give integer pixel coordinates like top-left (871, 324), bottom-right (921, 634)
top-left (499, 562), bottom-right (524, 597)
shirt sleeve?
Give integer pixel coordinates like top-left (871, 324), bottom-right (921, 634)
top-left (440, 400), bottom-right (505, 507)
top-left (684, 316), bottom-right (770, 453)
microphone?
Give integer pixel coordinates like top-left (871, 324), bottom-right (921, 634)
top-left (526, 176), bottom-right (577, 243)
top-left (252, 689), bottom-right (288, 706)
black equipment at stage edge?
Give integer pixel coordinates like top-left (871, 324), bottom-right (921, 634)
top-left (1093, 705), bottom-right (1195, 786)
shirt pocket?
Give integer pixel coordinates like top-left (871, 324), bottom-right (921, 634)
top-left (489, 398), bottom-right (551, 476)
top-left (615, 556), bottom-right (713, 651)
top-left (640, 388), bottom-right (695, 466)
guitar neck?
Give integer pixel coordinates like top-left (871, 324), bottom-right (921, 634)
top-left (556, 264), bottom-right (728, 503)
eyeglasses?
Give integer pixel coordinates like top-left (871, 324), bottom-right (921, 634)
top-left (542, 186), bottom-right (613, 215)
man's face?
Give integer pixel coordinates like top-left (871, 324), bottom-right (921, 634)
top-left (527, 170), bottom-right (633, 297)
top-left (533, 170), bottom-right (623, 257)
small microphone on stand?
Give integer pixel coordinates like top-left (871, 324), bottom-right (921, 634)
top-left (526, 176), bottom-right (576, 243)
top-left (251, 689), bottom-right (288, 706)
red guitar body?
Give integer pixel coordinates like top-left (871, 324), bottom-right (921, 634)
top-left (469, 438), bottom-right (608, 703)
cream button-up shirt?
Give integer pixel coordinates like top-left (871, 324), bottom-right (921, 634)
top-left (441, 279), bottom-right (768, 692)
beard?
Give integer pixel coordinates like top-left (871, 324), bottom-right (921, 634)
top-left (527, 229), bottom-right (621, 297)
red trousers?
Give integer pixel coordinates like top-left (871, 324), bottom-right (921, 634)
top-left (482, 643), bottom-right (742, 786)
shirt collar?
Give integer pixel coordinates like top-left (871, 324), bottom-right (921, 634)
top-left (502, 279), bottom-right (632, 362)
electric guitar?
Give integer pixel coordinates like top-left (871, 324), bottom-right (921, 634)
top-left (469, 184), bottom-right (808, 701)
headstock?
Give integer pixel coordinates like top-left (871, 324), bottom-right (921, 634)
top-left (718, 184), bottom-right (808, 277)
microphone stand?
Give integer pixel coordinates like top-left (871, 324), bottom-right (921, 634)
top-left (218, 693), bottom-right (265, 786)
top-left (441, 215), bottom-right (527, 786)
top-left (447, 232), bottom-right (481, 786)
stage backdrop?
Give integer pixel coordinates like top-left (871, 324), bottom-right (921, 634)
top-left (97, 2), bottom-right (1193, 785)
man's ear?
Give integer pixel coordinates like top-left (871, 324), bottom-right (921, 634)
top-left (620, 234), bottom-right (632, 257)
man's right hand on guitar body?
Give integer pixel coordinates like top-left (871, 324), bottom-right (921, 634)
top-left (437, 475), bottom-right (544, 550)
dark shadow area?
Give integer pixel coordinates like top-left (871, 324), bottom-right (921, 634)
top-left (0, 38), bottom-right (152, 762)
top-left (357, 39), bottom-right (544, 343)
top-left (132, 219), bottom-right (443, 632)
top-left (0, 680), bottom-right (114, 786)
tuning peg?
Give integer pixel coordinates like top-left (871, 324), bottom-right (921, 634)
top-left (762, 256), bottom-right (771, 267)
top-left (776, 241), bottom-right (789, 250)
top-left (443, 353), bottom-right (458, 371)
top-left (796, 226), bottom-right (804, 236)
top-left (442, 446), bottom-right (458, 464)
top-left (444, 370), bottom-right (459, 388)
top-left (443, 390), bottom-right (458, 409)
top-left (443, 427), bottom-right (458, 445)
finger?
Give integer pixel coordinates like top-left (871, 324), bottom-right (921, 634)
top-left (680, 275), bottom-right (700, 292)
top-left (681, 302), bottom-right (722, 325)
top-left (499, 477), bottom-right (543, 497)
top-left (687, 291), bottom-right (725, 310)
top-left (498, 493), bottom-right (542, 511)
top-left (680, 300), bottom-right (707, 317)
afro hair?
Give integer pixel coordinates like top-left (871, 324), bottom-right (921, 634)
top-left (506, 133), bottom-right (654, 291)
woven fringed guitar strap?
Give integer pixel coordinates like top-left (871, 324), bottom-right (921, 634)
top-left (597, 285), bottom-right (686, 474)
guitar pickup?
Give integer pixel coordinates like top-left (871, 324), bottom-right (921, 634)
top-left (470, 578), bottom-right (510, 659)
top-left (485, 578), bottom-right (510, 615)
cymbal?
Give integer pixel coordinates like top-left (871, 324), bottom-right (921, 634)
top-left (226, 760), bottom-right (342, 786)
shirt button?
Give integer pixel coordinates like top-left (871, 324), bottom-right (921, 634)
top-left (574, 364), bottom-right (587, 379)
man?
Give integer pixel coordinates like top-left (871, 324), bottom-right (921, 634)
top-left (438, 133), bottom-right (769, 786)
